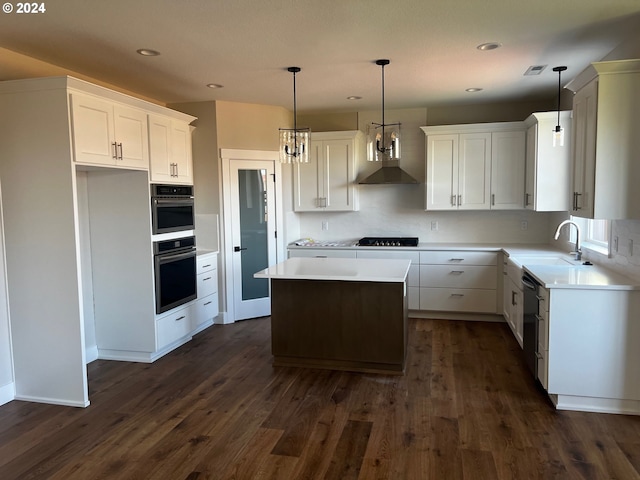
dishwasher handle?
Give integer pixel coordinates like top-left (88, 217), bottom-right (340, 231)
top-left (521, 276), bottom-right (538, 290)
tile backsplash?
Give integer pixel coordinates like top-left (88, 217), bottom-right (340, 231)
top-left (583, 220), bottom-right (640, 282)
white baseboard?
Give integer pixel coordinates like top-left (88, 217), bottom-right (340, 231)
top-left (552, 393), bottom-right (640, 416)
top-left (85, 344), bottom-right (99, 364)
top-left (0, 382), bottom-right (15, 407)
top-left (13, 393), bottom-right (89, 408)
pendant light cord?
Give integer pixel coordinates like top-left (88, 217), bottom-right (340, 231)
top-left (292, 69), bottom-right (298, 155)
top-left (380, 62), bottom-right (385, 145)
top-left (556, 68), bottom-right (561, 127)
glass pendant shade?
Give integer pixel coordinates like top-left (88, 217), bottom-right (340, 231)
top-left (279, 66), bottom-right (310, 163)
top-left (552, 126), bottom-right (565, 147)
top-left (279, 128), bottom-right (310, 163)
top-left (367, 124), bottom-right (401, 162)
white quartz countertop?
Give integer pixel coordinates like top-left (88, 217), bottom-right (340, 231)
top-left (254, 257), bottom-right (411, 283)
top-left (523, 264), bottom-right (640, 290)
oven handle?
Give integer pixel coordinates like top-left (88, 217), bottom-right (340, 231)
top-left (153, 197), bottom-right (194, 205)
top-left (156, 250), bottom-right (196, 263)
top-left (521, 276), bottom-right (538, 290)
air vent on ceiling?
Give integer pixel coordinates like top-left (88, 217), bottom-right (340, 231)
top-left (524, 65), bottom-right (547, 76)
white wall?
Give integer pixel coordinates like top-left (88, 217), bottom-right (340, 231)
top-left (0, 184), bottom-right (15, 406)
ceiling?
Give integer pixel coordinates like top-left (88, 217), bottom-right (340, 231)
top-left (1, 0), bottom-right (639, 113)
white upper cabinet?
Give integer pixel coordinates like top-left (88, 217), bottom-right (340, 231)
top-left (422, 122), bottom-right (525, 211)
top-left (523, 111), bottom-right (572, 212)
top-left (148, 114), bottom-right (193, 184)
top-left (566, 59), bottom-right (640, 219)
top-left (70, 93), bottom-right (149, 169)
top-left (293, 130), bottom-right (363, 212)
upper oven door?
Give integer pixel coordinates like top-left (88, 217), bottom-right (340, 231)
top-left (152, 196), bottom-right (195, 234)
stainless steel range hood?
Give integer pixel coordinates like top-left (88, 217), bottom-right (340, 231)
top-left (358, 159), bottom-right (419, 184)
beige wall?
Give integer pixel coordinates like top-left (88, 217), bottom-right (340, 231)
top-left (215, 101), bottom-right (290, 151)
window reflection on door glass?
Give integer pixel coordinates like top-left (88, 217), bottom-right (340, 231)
top-left (238, 169), bottom-right (269, 301)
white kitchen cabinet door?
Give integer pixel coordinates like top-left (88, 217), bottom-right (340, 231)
top-left (425, 133), bottom-right (490, 210)
top-left (524, 112), bottom-right (572, 211)
top-left (570, 79), bottom-right (597, 217)
top-left (293, 131), bottom-right (362, 212)
top-left (149, 115), bottom-right (193, 184)
top-left (490, 130), bottom-right (525, 210)
top-left (458, 133), bottom-right (492, 210)
top-left (71, 93), bottom-right (149, 169)
top-left (112, 105), bottom-right (149, 169)
top-left (426, 134), bottom-right (458, 210)
top-left (70, 94), bottom-right (116, 165)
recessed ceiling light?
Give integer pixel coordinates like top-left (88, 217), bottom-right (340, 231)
top-left (346, 96), bottom-right (362, 100)
top-left (206, 83), bottom-right (224, 89)
top-left (477, 42), bottom-right (502, 51)
top-left (465, 88), bottom-right (483, 92)
top-left (136, 48), bottom-right (160, 57)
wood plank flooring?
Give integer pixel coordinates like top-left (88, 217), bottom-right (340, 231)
top-left (1, 317), bottom-right (640, 479)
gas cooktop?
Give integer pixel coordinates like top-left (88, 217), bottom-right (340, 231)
top-left (357, 237), bottom-right (419, 247)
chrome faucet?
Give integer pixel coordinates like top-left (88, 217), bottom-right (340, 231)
top-left (554, 220), bottom-right (582, 261)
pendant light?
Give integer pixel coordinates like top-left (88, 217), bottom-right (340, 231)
top-left (552, 66), bottom-right (567, 147)
top-left (368, 59), bottom-right (401, 162)
top-left (279, 67), bottom-right (310, 163)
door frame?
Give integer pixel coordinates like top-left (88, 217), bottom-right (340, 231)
top-left (220, 149), bottom-right (284, 323)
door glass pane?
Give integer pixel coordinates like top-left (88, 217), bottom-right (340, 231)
top-left (238, 169), bottom-right (269, 301)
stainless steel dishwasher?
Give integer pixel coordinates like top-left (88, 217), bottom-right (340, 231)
top-left (522, 272), bottom-right (542, 379)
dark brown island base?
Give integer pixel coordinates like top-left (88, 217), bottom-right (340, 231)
top-left (254, 257), bottom-right (411, 374)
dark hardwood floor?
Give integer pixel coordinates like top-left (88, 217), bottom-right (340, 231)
top-left (1, 317), bottom-right (639, 479)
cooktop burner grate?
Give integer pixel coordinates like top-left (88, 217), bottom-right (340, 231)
top-left (357, 237), bottom-right (419, 247)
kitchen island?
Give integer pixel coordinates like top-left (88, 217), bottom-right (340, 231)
top-left (254, 257), bottom-right (410, 374)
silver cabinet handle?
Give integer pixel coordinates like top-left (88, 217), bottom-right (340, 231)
top-left (450, 293), bottom-right (464, 297)
top-left (112, 142), bottom-right (118, 159)
top-left (204, 301), bottom-right (212, 306)
top-left (449, 258), bottom-right (464, 262)
top-left (117, 142), bottom-right (123, 160)
top-left (175, 315), bottom-right (186, 321)
top-left (202, 264), bottom-right (212, 268)
top-left (451, 195), bottom-right (456, 206)
top-left (525, 193), bottom-right (531, 206)
top-left (450, 270), bottom-right (464, 275)
top-left (203, 277), bottom-right (212, 281)
top-left (511, 291), bottom-right (517, 306)
top-left (491, 193), bottom-right (495, 206)
top-left (457, 194), bottom-right (462, 206)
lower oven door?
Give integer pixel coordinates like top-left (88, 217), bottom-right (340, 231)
top-left (155, 249), bottom-right (197, 314)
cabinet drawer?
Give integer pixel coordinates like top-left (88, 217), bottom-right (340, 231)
top-left (419, 287), bottom-right (497, 313)
top-left (288, 249), bottom-right (357, 258)
top-left (197, 254), bottom-right (217, 273)
top-left (420, 265), bottom-right (497, 289)
top-left (197, 271), bottom-right (218, 298)
top-left (420, 250), bottom-right (497, 266)
top-left (191, 294), bottom-right (219, 329)
top-left (356, 250), bottom-right (420, 263)
top-left (157, 308), bottom-right (191, 349)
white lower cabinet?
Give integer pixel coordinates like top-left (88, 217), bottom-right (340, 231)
top-left (191, 252), bottom-right (219, 331)
top-left (156, 307), bottom-right (192, 351)
top-left (418, 251), bottom-right (498, 313)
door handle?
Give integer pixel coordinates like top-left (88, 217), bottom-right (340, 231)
top-left (234, 246), bottom-right (247, 252)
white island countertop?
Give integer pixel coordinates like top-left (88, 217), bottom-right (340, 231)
top-left (254, 257), bottom-right (411, 283)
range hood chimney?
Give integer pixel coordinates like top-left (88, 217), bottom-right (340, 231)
top-left (359, 59), bottom-right (419, 185)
